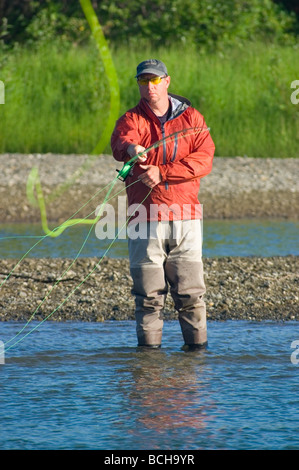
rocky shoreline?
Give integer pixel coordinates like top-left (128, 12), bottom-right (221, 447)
top-left (0, 154), bottom-right (298, 322)
top-left (0, 256), bottom-right (298, 322)
top-left (0, 153), bottom-right (298, 222)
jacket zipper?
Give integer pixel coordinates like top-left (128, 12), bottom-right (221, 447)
top-left (171, 135), bottom-right (178, 162)
top-left (161, 122), bottom-right (178, 189)
top-left (161, 123), bottom-right (168, 189)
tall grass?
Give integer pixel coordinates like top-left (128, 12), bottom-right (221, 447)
top-left (0, 44), bottom-right (110, 154)
top-left (0, 41), bottom-right (298, 157)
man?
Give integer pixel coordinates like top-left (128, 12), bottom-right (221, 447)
top-left (111, 59), bottom-right (215, 350)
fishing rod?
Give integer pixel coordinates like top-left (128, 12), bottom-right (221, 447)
top-left (1, 126), bottom-right (206, 290)
top-left (116, 126), bottom-right (210, 181)
top-left (3, 126), bottom-right (210, 351)
top-left (25, 126), bottom-right (210, 238)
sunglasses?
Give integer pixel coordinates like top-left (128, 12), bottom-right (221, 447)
top-left (137, 76), bottom-right (167, 86)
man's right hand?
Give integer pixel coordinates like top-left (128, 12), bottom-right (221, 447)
top-left (127, 144), bottom-right (147, 162)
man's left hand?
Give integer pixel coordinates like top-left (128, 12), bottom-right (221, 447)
top-left (139, 164), bottom-right (162, 188)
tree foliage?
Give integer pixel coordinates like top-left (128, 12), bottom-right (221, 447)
top-left (0, 0), bottom-right (298, 49)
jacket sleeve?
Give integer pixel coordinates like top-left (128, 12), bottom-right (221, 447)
top-left (111, 112), bottom-right (140, 162)
top-left (158, 112), bottom-right (215, 183)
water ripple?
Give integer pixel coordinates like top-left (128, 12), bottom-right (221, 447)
top-left (0, 320), bottom-right (298, 450)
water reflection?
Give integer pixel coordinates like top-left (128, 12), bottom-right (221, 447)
top-left (118, 348), bottom-right (215, 443)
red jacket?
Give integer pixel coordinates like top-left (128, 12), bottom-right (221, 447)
top-left (111, 94), bottom-right (215, 221)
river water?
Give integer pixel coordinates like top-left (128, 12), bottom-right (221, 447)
top-left (1, 320), bottom-right (299, 450)
top-left (0, 219), bottom-right (298, 450)
top-left (0, 218), bottom-right (298, 258)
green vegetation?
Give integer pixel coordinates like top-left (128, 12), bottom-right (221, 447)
top-left (1, 41), bottom-right (298, 157)
top-left (0, 0), bottom-right (298, 157)
top-left (1, 0), bottom-right (298, 49)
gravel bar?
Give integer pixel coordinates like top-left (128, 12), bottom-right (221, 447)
top-left (0, 153), bottom-right (298, 221)
top-left (0, 256), bottom-right (297, 322)
top-left (0, 154), bottom-right (298, 322)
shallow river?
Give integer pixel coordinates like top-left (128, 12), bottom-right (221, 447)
top-left (0, 218), bottom-right (298, 258)
top-left (0, 218), bottom-right (298, 450)
top-left (1, 320), bottom-right (299, 450)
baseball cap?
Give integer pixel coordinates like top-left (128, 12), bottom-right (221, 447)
top-left (135, 59), bottom-right (168, 78)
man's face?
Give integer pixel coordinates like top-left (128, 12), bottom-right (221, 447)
top-left (137, 73), bottom-right (170, 106)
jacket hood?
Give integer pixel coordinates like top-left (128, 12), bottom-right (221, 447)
top-left (168, 93), bottom-right (191, 119)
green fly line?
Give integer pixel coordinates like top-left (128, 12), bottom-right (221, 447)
top-left (25, 1), bottom-right (210, 238)
top-left (26, 0), bottom-right (120, 210)
top-left (1, 175), bottom-right (141, 299)
top-left (1, 0), bottom-right (213, 352)
top-left (31, 126), bottom-right (210, 237)
top-left (4, 187), bottom-right (153, 352)
top-left (0, 178), bottom-right (119, 289)
top-left (2, 126), bottom-right (210, 351)
top-left (1, 126), bottom-right (208, 291)
top-left (3, 177), bottom-right (139, 348)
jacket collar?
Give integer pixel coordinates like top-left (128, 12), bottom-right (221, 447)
top-left (139, 93), bottom-right (190, 122)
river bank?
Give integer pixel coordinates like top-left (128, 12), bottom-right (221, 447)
top-left (0, 256), bottom-right (298, 322)
top-left (0, 154), bottom-right (298, 222)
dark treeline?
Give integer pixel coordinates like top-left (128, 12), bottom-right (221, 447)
top-left (0, 0), bottom-right (298, 49)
